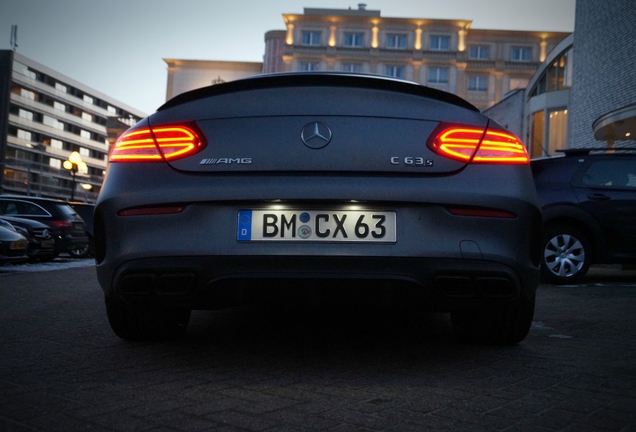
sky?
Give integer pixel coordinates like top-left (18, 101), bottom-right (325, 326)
top-left (0, 0), bottom-right (576, 115)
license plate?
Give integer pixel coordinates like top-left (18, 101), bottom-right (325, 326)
top-left (41, 239), bottom-right (54, 248)
top-left (10, 240), bottom-right (27, 250)
top-left (237, 210), bottom-right (396, 242)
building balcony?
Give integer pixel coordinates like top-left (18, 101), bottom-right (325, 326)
top-left (8, 114), bottom-right (110, 155)
top-left (11, 72), bottom-right (117, 119)
top-left (10, 92), bottom-right (108, 136)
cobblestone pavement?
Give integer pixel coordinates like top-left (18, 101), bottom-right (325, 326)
top-left (0, 265), bottom-right (634, 431)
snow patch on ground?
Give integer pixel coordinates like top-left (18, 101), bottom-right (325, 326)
top-left (0, 257), bottom-right (95, 273)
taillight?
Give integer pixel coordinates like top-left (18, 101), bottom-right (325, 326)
top-left (51, 220), bottom-right (73, 229)
top-left (110, 121), bottom-right (206, 162)
top-left (427, 122), bottom-right (529, 164)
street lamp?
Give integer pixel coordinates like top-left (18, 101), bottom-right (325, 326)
top-left (63, 151), bottom-right (87, 201)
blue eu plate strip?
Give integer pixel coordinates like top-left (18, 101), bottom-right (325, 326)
top-left (237, 210), bottom-right (252, 241)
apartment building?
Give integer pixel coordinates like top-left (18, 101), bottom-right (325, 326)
top-left (0, 50), bottom-right (145, 202)
top-left (261, 5), bottom-right (569, 110)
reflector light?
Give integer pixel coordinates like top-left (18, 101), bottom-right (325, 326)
top-left (118, 206), bottom-right (185, 216)
top-left (110, 122), bottom-right (206, 162)
top-left (428, 123), bottom-right (529, 164)
top-left (448, 207), bottom-right (517, 219)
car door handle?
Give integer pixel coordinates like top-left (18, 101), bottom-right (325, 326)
top-left (587, 193), bottom-right (611, 201)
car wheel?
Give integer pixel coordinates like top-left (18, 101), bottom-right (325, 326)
top-left (104, 295), bottom-right (191, 341)
top-left (450, 295), bottom-right (535, 345)
top-left (68, 244), bottom-right (90, 258)
top-left (541, 225), bottom-right (592, 285)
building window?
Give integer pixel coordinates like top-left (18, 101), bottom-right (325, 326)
top-left (13, 62), bottom-right (36, 80)
top-left (530, 108), bottom-right (568, 158)
top-left (299, 62), bottom-right (320, 71)
top-left (344, 32), bottom-right (364, 47)
top-left (548, 108), bottom-right (568, 155)
top-left (430, 36), bottom-right (450, 51)
top-left (385, 65), bottom-right (405, 79)
top-left (83, 94), bottom-right (94, 104)
top-left (54, 101), bottom-right (66, 111)
top-left (386, 34), bottom-right (407, 49)
top-left (468, 76), bottom-right (488, 92)
top-left (512, 47), bottom-right (532, 62)
top-left (43, 115), bottom-right (64, 130)
top-left (18, 109), bottom-right (33, 121)
top-left (50, 158), bottom-right (62, 170)
top-left (428, 67), bottom-right (449, 84)
top-left (107, 105), bottom-right (117, 114)
top-left (342, 63), bottom-right (363, 73)
top-left (55, 82), bottom-right (67, 93)
top-left (80, 130), bottom-right (91, 140)
top-left (509, 77), bottom-right (529, 91)
top-left (80, 147), bottom-right (90, 158)
top-left (17, 129), bottom-right (32, 141)
top-left (529, 47), bottom-right (573, 97)
top-left (301, 31), bottom-right (321, 46)
top-left (81, 112), bottom-right (93, 122)
top-left (51, 139), bottom-right (63, 149)
top-left (530, 111), bottom-right (544, 158)
top-left (469, 46), bottom-right (489, 60)
top-left (20, 88), bottom-right (35, 100)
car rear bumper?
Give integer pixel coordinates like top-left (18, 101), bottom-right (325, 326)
top-left (95, 168), bottom-right (542, 310)
top-left (98, 255), bottom-right (538, 311)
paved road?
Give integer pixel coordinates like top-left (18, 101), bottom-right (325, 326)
top-left (0, 265), bottom-right (635, 431)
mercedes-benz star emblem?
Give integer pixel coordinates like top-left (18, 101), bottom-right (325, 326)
top-left (301, 122), bottom-right (332, 149)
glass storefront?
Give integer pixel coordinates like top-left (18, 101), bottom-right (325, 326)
top-left (530, 108), bottom-right (568, 157)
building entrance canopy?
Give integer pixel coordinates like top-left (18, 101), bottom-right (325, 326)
top-left (593, 104), bottom-right (636, 143)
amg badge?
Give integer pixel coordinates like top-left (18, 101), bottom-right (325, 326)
top-left (200, 158), bottom-right (253, 165)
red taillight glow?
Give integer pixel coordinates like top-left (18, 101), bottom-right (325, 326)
top-left (428, 123), bottom-right (529, 164)
top-left (110, 122), bottom-right (206, 162)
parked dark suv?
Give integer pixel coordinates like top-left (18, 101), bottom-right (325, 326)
top-left (531, 148), bottom-right (636, 284)
top-left (0, 195), bottom-right (89, 258)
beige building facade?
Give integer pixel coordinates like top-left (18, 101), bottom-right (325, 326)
top-left (265, 6), bottom-right (570, 110)
top-left (164, 59), bottom-right (263, 102)
top-left (165, 6), bottom-right (569, 111)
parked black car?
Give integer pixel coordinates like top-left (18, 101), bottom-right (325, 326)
top-left (69, 202), bottom-right (95, 258)
top-left (531, 148), bottom-right (636, 284)
top-left (0, 219), bottom-right (28, 265)
top-left (0, 216), bottom-right (55, 262)
top-left (0, 195), bottom-right (89, 258)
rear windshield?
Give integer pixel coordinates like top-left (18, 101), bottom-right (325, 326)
top-left (56, 204), bottom-right (79, 216)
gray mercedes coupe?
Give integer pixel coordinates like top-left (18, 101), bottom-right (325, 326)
top-left (95, 73), bottom-right (542, 344)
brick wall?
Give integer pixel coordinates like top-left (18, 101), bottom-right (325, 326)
top-left (567, 0), bottom-right (636, 148)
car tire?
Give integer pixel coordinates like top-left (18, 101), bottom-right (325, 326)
top-left (451, 295), bottom-right (535, 345)
top-left (68, 244), bottom-right (90, 258)
top-left (541, 225), bottom-right (592, 285)
top-left (104, 295), bottom-right (191, 341)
